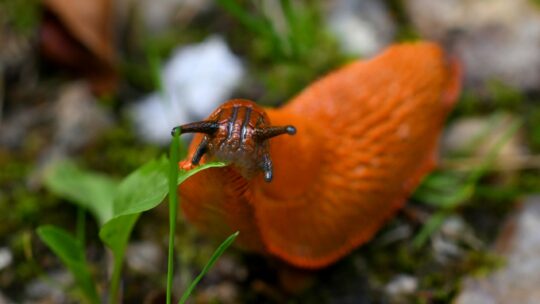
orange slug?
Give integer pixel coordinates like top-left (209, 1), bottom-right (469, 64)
top-left (175, 42), bottom-right (462, 269)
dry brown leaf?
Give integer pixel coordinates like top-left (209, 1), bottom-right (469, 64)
top-left (41, 0), bottom-right (117, 94)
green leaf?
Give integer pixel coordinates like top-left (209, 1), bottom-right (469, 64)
top-left (37, 225), bottom-right (100, 304)
top-left (179, 231), bottom-right (239, 304)
top-left (111, 157), bottom-right (225, 218)
top-left (43, 160), bottom-right (117, 225)
top-left (99, 156), bottom-right (226, 303)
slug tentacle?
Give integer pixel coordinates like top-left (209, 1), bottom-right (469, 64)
top-left (191, 136), bottom-right (209, 165)
top-left (172, 99), bottom-right (296, 182)
top-left (254, 125), bottom-right (297, 141)
top-left (171, 121), bottom-right (219, 135)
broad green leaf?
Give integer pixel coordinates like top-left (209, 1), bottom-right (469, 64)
top-left (179, 231), bottom-right (239, 304)
top-left (37, 225), bottom-right (100, 304)
top-left (43, 160), bottom-right (117, 225)
top-left (99, 156), bottom-right (225, 304)
top-left (111, 156), bottom-right (225, 218)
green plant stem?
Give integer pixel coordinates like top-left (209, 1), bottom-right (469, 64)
top-left (167, 129), bottom-right (181, 304)
top-left (108, 254), bottom-right (123, 304)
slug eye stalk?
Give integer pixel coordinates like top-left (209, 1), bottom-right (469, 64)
top-left (170, 121), bottom-right (219, 136)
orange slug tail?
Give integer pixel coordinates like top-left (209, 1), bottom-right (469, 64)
top-left (252, 42), bottom-right (462, 268)
top-left (442, 55), bottom-right (463, 110)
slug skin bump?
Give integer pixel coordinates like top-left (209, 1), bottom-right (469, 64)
top-left (177, 42), bottom-right (462, 269)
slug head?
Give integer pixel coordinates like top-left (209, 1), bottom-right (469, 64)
top-left (172, 99), bottom-right (296, 182)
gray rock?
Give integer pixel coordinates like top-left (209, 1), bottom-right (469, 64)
top-left (406, 0), bottom-right (540, 91)
top-left (0, 247), bottom-right (12, 271)
top-left (441, 114), bottom-right (529, 171)
top-left (0, 291), bottom-right (14, 304)
top-left (385, 274), bottom-right (418, 301)
top-left (116, 0), bottom-right (212, 35)
top-left (432, 216), bottom-right (482, 264)
top-left (195, 281), bottom-right (238, 304)
top-left (455, 196), bottom-right (540, 304)
top-left (328, 0), bottom-right (395, 57)
top-left (28, 82), bottom-right (113, 188)
top-left (24, 270), bottom-right (72, 303)
top-left (52, 82), bottom-right (113, 151)
top-left (126, 241), bottom-right (163, 275)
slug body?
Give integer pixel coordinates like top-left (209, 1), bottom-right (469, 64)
top-left (177, 42), bottom-right (462, 269)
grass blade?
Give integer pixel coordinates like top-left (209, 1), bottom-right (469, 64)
top-left (178, 231), bottom-right (239, 304)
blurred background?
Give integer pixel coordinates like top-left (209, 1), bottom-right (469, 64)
top-left (1, 0), bottom-right (540, 303)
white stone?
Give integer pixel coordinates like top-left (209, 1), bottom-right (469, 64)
top-left (126, 241), bottom-right (163, 274)
top-left (455, 196), bottom-right (540, 303)
top-left (130, 36), bottom-right (245, 144)
top-left (328, 0), bottom-right (395, 57)
top-left (385, 274), bottom-right (418, 297)
top-left (0, 247), bottom-right (12, 271)
top-left (406, 0), bottom-right (540, 90)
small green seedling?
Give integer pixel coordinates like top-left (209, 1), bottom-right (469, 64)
top-left (38, 131), bottom-right (235, 303)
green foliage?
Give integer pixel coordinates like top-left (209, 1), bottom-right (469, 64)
top-left (487, 80), bottom-right (524, 111)
top-left (0, 0), bottom-right (41, 34)
top-left (217, 0), bottom-right (314, 61)
top-left (525, 104), bottom-right (540, 152)
top-left (36, 226), bottom-right (100, 304)
top-left (43, 161), bottom-right (118, 225)
top-left (217, 0), bottom-right (345, 103)
top-left (40, 145), bottom-right (229, 303)
top-left (100, 157), bottom-right (225, 303)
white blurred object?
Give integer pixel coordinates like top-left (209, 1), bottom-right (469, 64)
top-left (385, 274), bottom-right (418, 299)
top-left (455, 196), bottom-right (540, 304)
top-left (130, 36), bottom-right (245, 144)
top-left (328, 0), bottom-right (395, 57)
top-left (0, 247), bottom-right (12, 271)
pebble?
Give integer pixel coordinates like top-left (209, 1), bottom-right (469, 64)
top-left (126, 241), bottom-right (163, 275)
top-left (0, 247), bottom-right (12, 271)
top-left (455, 196), bottom-right (540, 304)
top-left (28, 82), bottom-right (112, 188)
top-left (385, 274), bottom-right (418, 299)
top-left (129, 36), bottom-right (245, 145)
top-left (117, 0), bottom-right (212, 34)
top-left (432, 216), bottom-right (482, 264)
top-left (405, 0), bottom-right (540, 90)
top-left (327, 0), bottom-right (395, 57)
top-left (25, 270), bottom-right (72, 303)
top-left (441, 113), bottom-right (528, 171)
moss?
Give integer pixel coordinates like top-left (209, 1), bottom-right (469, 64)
top-left (81, 123), bottom-right (162, 176)
top-left (0, 0), bottom-right (41, 35)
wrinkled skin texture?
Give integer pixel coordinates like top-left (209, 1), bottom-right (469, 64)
top-left (179, 42), bottom-right (462, 269)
